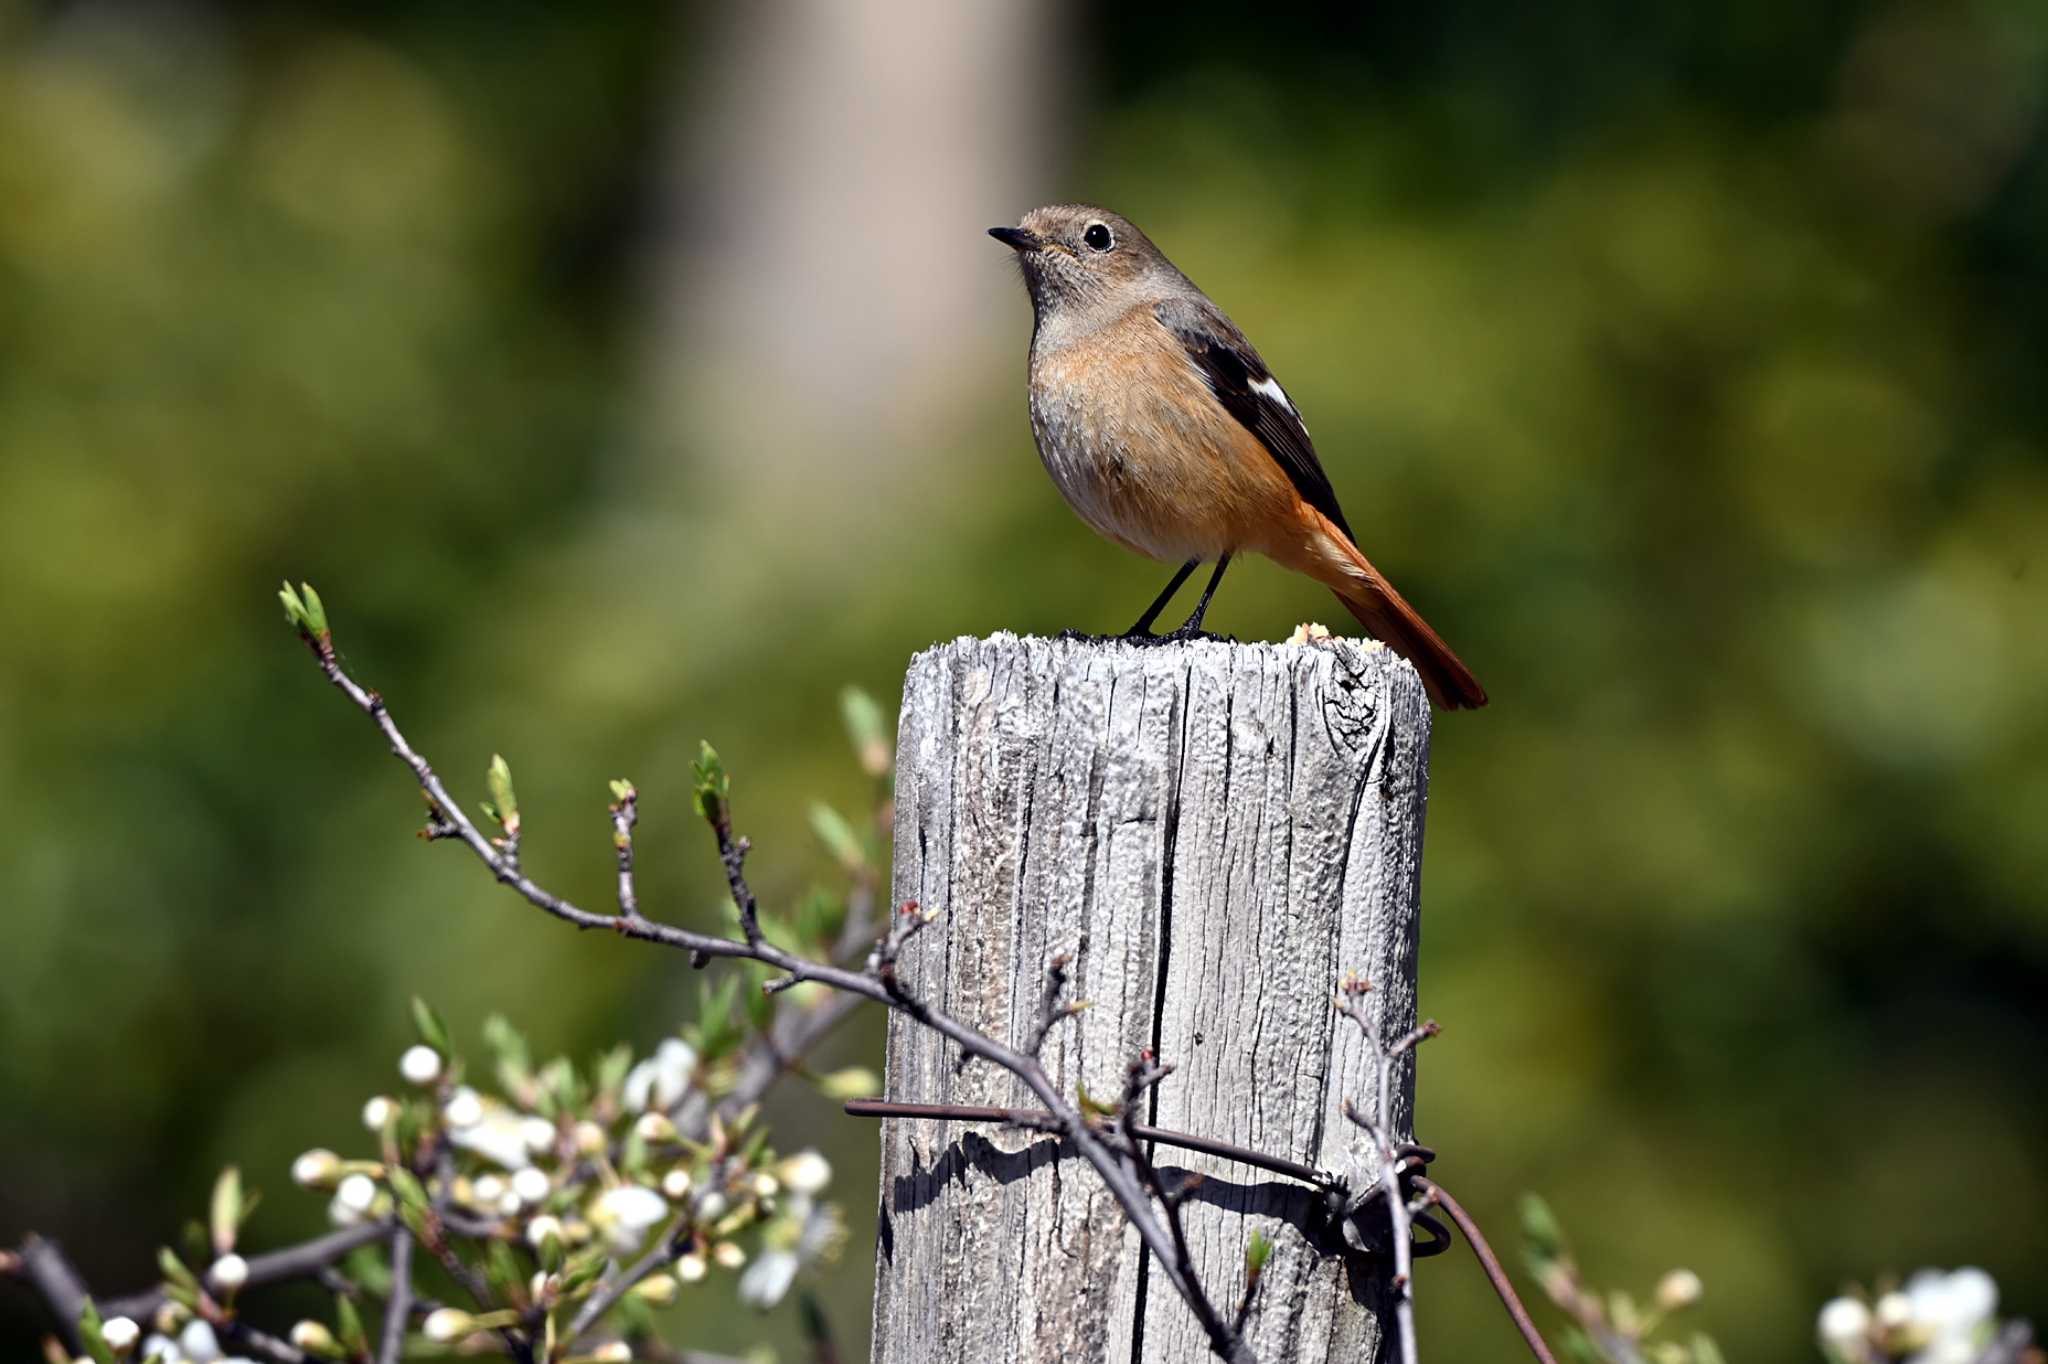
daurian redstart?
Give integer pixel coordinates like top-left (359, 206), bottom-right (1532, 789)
top-left (991, 204), bottom-right (1487, 711)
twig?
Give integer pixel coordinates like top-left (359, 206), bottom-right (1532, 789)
top-left (1336, 975), bottom-right (1439, 1364)
top-left (295, 631), bottom-right (1255, 1364)
top-left (377, 1228), bottom-right (413, 1364)
top-left (611, 783), bottom-right (641, 920)
top-left (567, 1219), bottom-right (684, 1343)
top-left (98, 1221), bottom-right (393, 1322)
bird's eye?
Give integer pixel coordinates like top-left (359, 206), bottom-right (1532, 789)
top-left (1083, 222), bottom-right (1114, 252)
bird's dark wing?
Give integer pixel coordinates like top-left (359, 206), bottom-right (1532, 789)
top-left (1153, 295), bottom-right (1352, 541)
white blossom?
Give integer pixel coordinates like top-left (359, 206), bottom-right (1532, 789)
top-left (589, 1185), bottom-right (669, 1253)
top-left (752, 1172), bottom-right (779, 1199)
top-left (100, 1317), bottom-right (140, 1352)
top-left (675, 1251), bottom-right (707, 1282)
top-left (207, 1255), bottom-right (248, 1292)
top-left (1903, 1268), bottom-right (1998, 1364)
top-left (521, 1116), bottom-right (559, 1154)
top-left (1818, 1296), bottom-right (1873, 1358)
top-left (442, 1086), bottom-right (484, 1129)
top-left (399, 1045), bottom-right (442, 1086)
top-left (473, 1174), bottom-right (508, 1205)
top-left (449, 1107), bottom-right (535, 1169)
top-left (512, 1166), bottom-right (552, 1205)
top-left (141, 1336), bottom-right (180, 1363)
top-left (336, 1173), bottom-right (378, 1214)
top-left (660, 1167), bottom-right (692, 1199)
top-left (738, 1248), bottom-right (799, 1308)
top-left (622, 1039), bottom-right (697, 1113)
top-left (361, 1096), bottom-right (396, 1131)
top-left (177, 1320), bottom-right (223, 1362)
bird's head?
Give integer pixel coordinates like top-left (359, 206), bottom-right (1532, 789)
top-left (989, 205), bottom-right (1180, 324)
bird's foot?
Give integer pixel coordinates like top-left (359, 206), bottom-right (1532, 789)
top-left (1119, 624), bottom-right (1238, 648)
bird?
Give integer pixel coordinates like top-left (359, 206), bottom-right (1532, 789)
top-left (988, 204), bottom-right (1488, 710)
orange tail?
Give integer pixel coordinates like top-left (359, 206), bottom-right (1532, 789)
top-left (1297, 509), bottom-right (1488, 710)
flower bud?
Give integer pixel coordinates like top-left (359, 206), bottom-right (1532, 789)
top-left (362, 1096), bottom-right (397, 1130)
top-left (751, 1172), bottom-right (779, 1199)
top-left (291, 1149), bottom-right (343, 1190)
top-left (400, 1045), bottom-right (442, 1086)
top-left (530, 1270), bottom-right (557, 1303)
top-left (473, 1174), bottom-right (508, 1205)
top-left (100, 1317), bottom-right (140, 1353)
top-left (712, 1241), bottom-right (745, 1269)
top-left (660, 1167), bottom-right (693, 1199)
top-left (526, 1214), bottom-right (564, 1248)
top-left (634, 1112), bottom-right (678, 1144)
top-left (1655, 1269), bottom-right (1703, 1311)
top-left (632, 1273), bottom-right (679, 1306)
top-left (522, 1117), bottom-right (559, 1154)
top-left (208, 1253), bottom-right (249, 1292)
top-left (815, 1067), bottom-right (880, 1101)
top-left (289, 1320), bottom-right (338, 1354)
top-left (574, 1121), bottom-right (608, 1156)
top-left (422, 1308), bottom-right (474, 1343)
top-left (590, 1344), bottom-right (633, 1363)
top-left (675, 1252), bottom-right (707, 1283)
top-left (779, 1151), bottom-right (832, 1195)
top-left (695, 1191), bottom-right (727, 1222)
top-left (1874, 1292), bottom-right (1910, 1330)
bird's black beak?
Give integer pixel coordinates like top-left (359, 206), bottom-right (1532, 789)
top-left (988, 226), bottom-right (1041, 253)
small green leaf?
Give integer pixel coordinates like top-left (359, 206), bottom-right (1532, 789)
top-left (808, 803), bottom-right (865, 871)
top-left (593, 1042), bottom-right (633, 1102)
top-left (1520, 1192), bottom-right (1566, 1263)
top-left (335, 1294), bottom-right (369, 1355)
top-left (840, 686), bottom-right (891, 776)
top-left (1245, 1229), bottom-right (1274, 1277)
top-left (209, 1166), bottom-right (243, 1256)
top-left (483, 1013), bottom-right (532, 1097)
top-left (692, 741), bottom-right (730, 821)
top-left (487, 755), bottom-right (519, 836)
top-left (387, 1166), bottom-right (430, 1216)
top-left (484, 1239), bottom-right (524, 1304)
top-left (157, 1246), bottom-right (200, 1294)
top-left (77, 1298), bottom-right (116, 1364)
top-left (609, 778), bottom-right (635, 803)
top-left (410, 997), bottom-right (451, 1055)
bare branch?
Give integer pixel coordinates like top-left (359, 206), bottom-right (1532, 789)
top-left (377, 1228), bottom-right (413, 1364)
top-left (296, 630), bottom-right (1255, 1364)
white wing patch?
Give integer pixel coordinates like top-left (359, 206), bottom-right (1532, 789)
top-left (1248, 374), bottom-right (1294, 413)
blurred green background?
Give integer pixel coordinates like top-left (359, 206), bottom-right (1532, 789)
top-left (3, 0), bottom-right (2044, 1358)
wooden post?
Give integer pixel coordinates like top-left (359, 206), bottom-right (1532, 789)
top-left (869, 634), bottom-right (1434, 1363)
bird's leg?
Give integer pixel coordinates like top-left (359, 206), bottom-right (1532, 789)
top-left (1120, 559), bottom-right (1199, 637)
top-left (1157, 553), bottom-right (1234, 642)
top-left (1114, 555), bottom-right (1236, 647)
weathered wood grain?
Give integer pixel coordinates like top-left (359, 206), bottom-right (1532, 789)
top-left (870, 633), bottom-right (1433, 1364)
